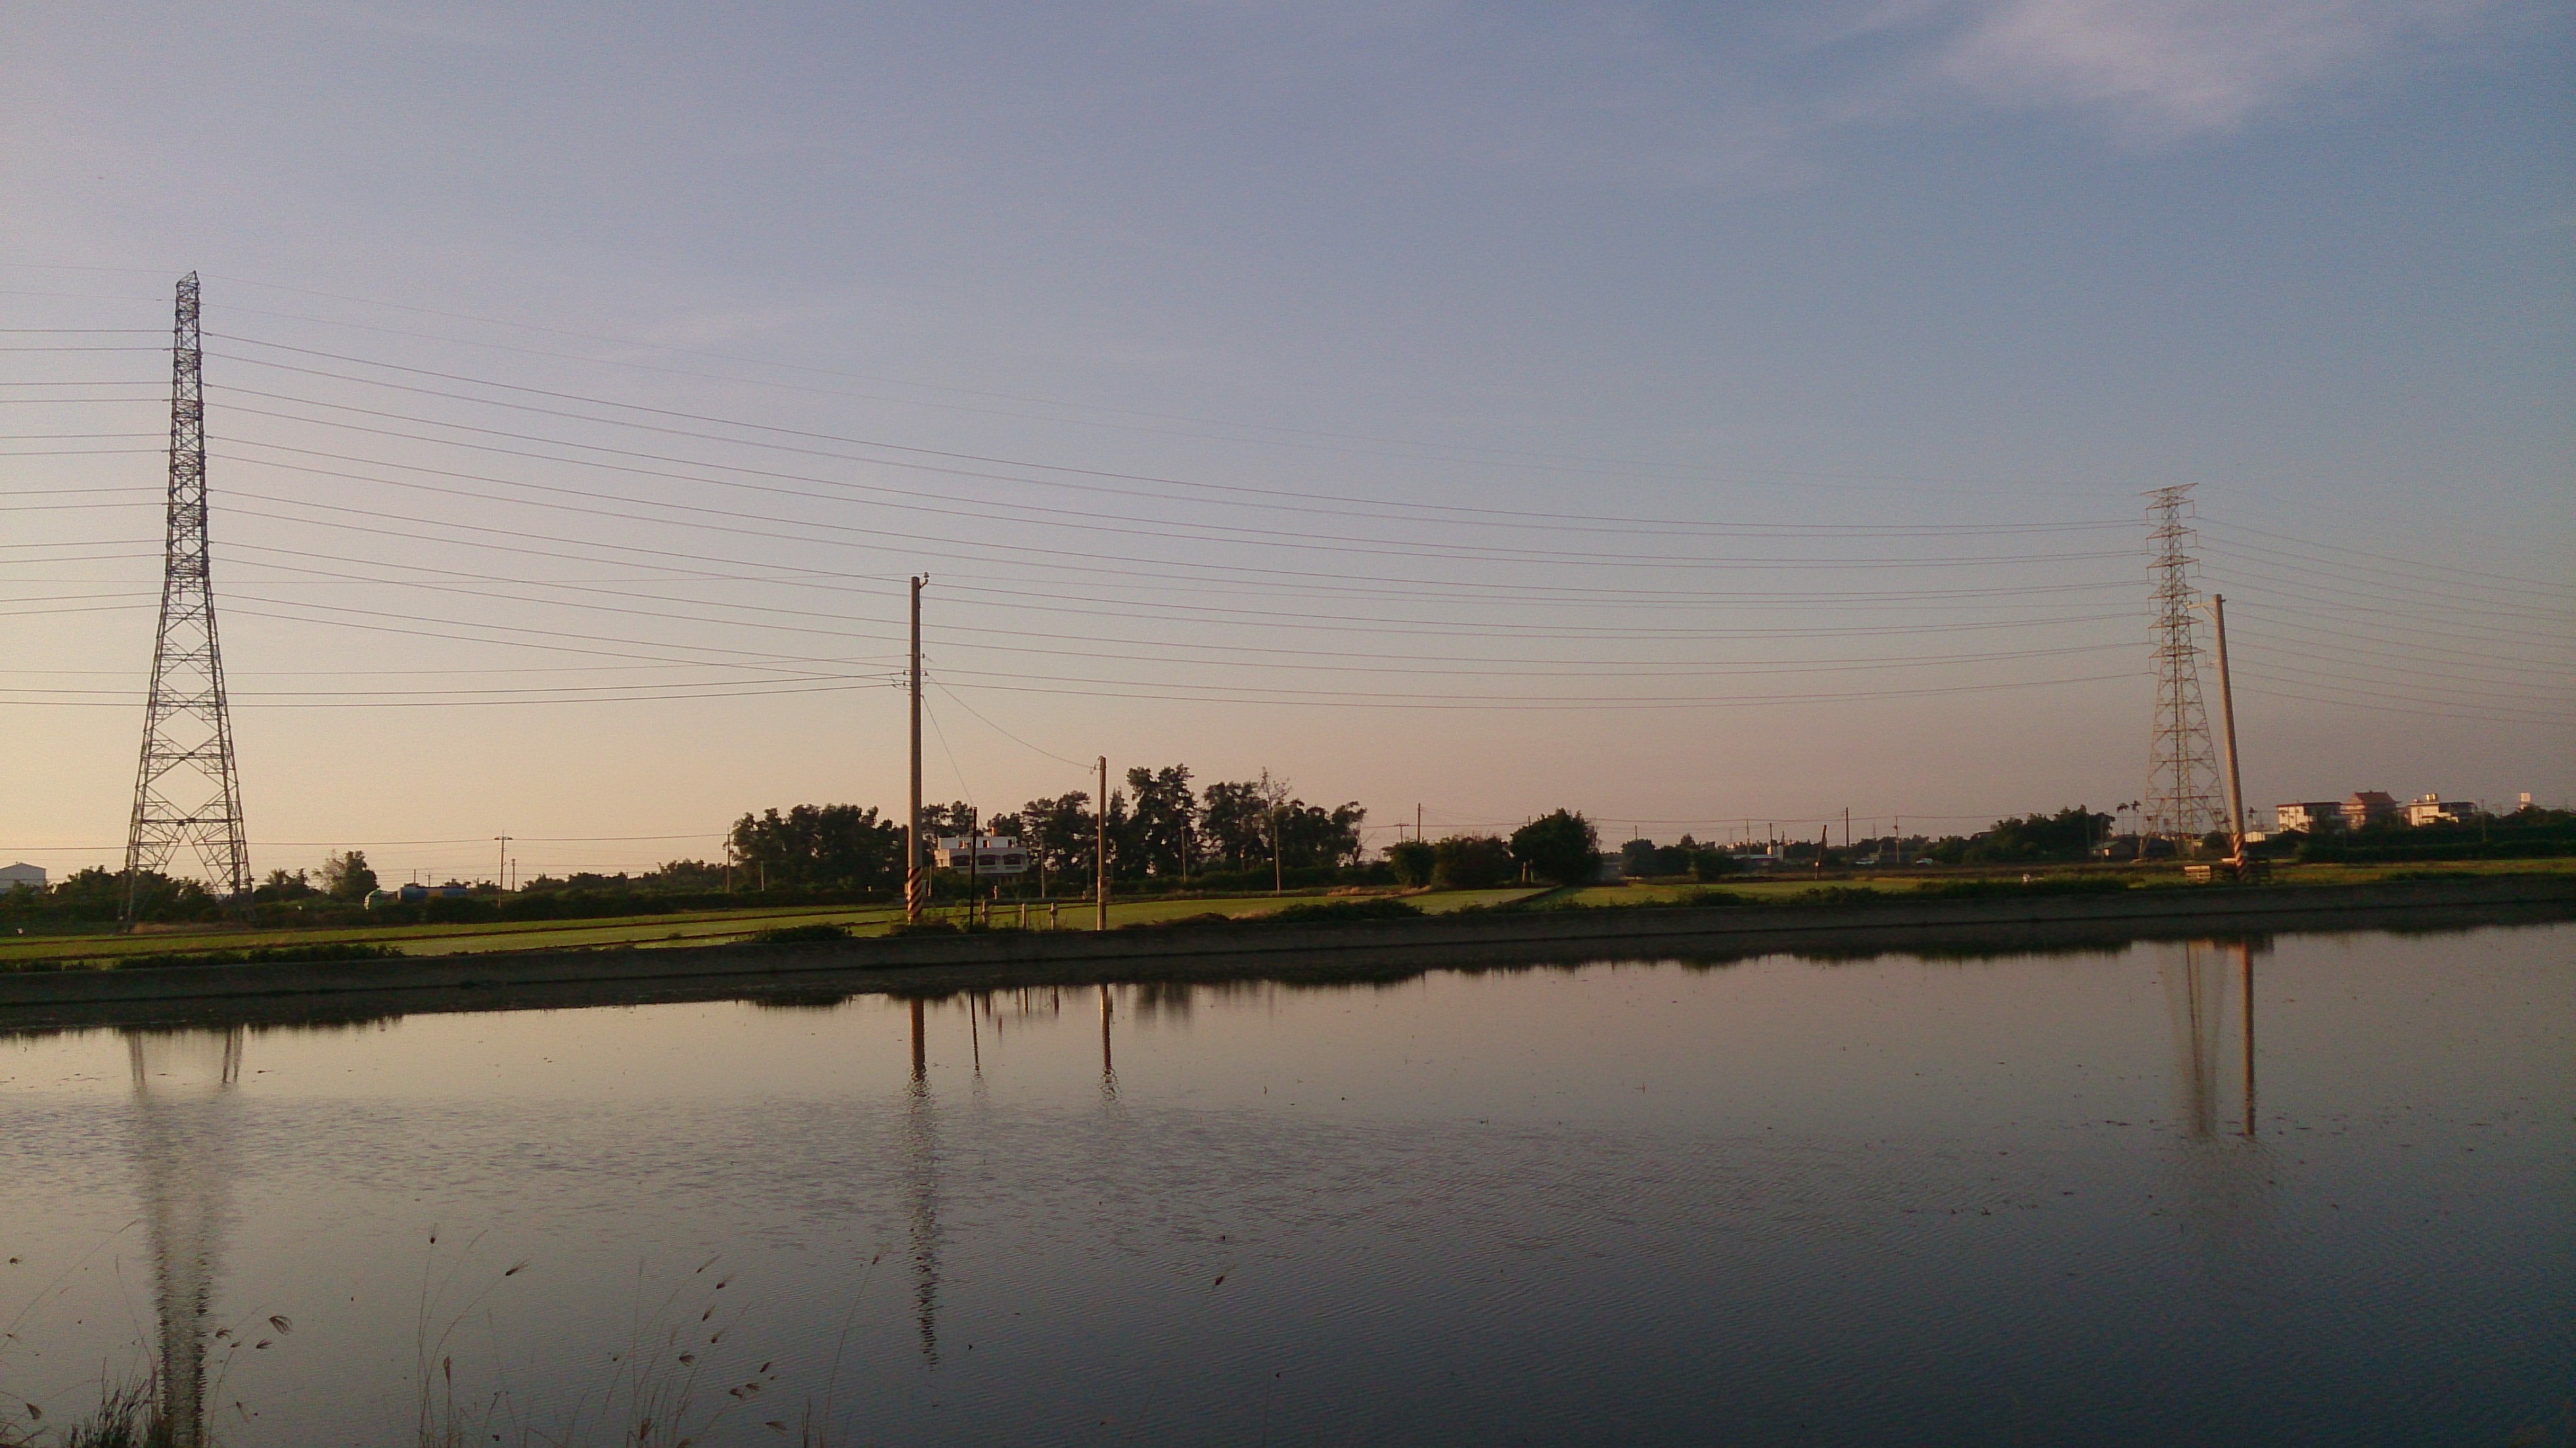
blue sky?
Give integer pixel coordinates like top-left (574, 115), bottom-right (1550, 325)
top-left (2, 1), bottom-right (2568, 880)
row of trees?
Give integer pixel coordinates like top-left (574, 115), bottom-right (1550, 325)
top-left (1383, 811), bottom-right (1602, 888)
top-left (726, 765), bottom-right (1371, 894)
top-left (1601, 807), bottom-right (2119, 876)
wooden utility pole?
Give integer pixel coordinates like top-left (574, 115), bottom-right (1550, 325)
top-left (907, 576), bottom-right (926, 924)
top-left (2206, 593), bottom-right (2249, 863)
top-left (1095, 756), bottom-right (1109, 931)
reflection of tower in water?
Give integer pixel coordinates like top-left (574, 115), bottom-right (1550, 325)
top-left (126, 1028), bottom-right (242, 1448)
top-left (2159, 942), bottom-right (2276, 1298)
top-left (2161, 941), bottom-right (2259, 1140)
top-left (903, 999), bottom-right (941, 1367)
top-left (2165, 941), bottom-right (2228, 1137)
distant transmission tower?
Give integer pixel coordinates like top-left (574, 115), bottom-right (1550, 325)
top-left (124, 273), bottom-right (250, 915)
top-left (2144, 485), bottom-right (2226, 850)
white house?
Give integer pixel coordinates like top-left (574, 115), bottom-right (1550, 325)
top-left (0, 862), bottom-right (46, 893)
top-left (2404, 794), bottom-right (2474, 827)
top-left (932, 835), bottom-right (1029, 876)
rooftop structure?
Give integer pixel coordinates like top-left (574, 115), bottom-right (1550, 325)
top-left (2404, 794), bottom-right (2475, 827)
top-left (2272, 802), bottom-right (2344, 834)
top-left (2341, 792), bottom-right (2401, 830)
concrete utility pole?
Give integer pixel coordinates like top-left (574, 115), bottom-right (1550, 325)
top-left (495, 836), bottom-right (511, 891)
top-left (1095, 756), bottom-right (1109, 932)
top-left (2205, 593), bottom-right (2249, 863)
top-left (907, 576), bottom-right (927, 924)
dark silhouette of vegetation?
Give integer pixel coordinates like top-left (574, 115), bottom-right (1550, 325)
top-left (1960, 808), bottom-right (2113, 863)
top-left (1124, 765), bottom-right (1199, 878)
top-left (321, 848), bottom-right (379, 901)
top-left (0, 867), bottom-right (216, 926)
top-left (1511, 810), bottom-right (1600, 886)
top-left (254, 867), bottom-right (320, 903)
top-left (1432, 835), bottom-right (1515, 889)
top-left (729, 805), bottom-right (904, 891)
top-left (1616, 835), bottom-right (1745, 880)
top-left (1385, 838), bottom-right (1435, 886)
top-left (1264, 897), bottom-right (1423, 924)
top-left (746, 923), bottom-right (852, 945)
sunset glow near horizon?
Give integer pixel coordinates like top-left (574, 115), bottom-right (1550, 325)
top-left (3, 1), bottom-right (2568, 884)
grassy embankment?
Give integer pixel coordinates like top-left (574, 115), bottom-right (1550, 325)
top-left (8, 858), bottom-right (2565, 972)
top-left (1548, 855), bottom-right (2576, 909)
top-left (0, 888), bottom-right (1540, 970)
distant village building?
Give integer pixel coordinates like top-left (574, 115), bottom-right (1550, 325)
top-left (933, 835), bottom-right (1029, 876)
top-left (2272, 802), bottom-right (2343, 834)
top-left (2341, 791), bottom-right (2402, 830)
top-left (2404, 794), bottom-right (2474, 827)
top-left (0, 862), bottom-right (45, 892)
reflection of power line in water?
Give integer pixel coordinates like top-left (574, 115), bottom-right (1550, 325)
top-left (126, 1028), bottom-right (241, 1448)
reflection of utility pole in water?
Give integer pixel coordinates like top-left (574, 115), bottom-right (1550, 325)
top-left (2238, 941), bottom-right (2257, 1139)
top-left (1097, 985), bottom-right (1118, 1102)
top-left (126, 1029), bottom-right (241, 1448)
top-left (902, 1001), bottom-right (940, 1367)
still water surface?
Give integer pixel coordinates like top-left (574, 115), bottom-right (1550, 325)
top-left (1, 925), bottom-right (2568, 1445)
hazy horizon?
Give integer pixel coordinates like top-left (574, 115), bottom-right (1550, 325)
top-left (3, 1), bottom-right (2569, 885)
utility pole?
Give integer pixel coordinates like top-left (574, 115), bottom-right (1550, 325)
top-left (1416, 803), bottom-right (1423, 843)
top-left (1843, 807), bottom-right (1850, 849)
top-left (907, 576), bottom-right (927, 924)
top-left (1272, 806), bottom-right (1283, 896)
top-left (124, 273), bottom-right (250, 922)
top-left (495, 835), bottom-right (511, 892)
top-left (1095, 756), bottom-right (1109, 931)
top-left (2205, 593), bottom-right (2249, 865)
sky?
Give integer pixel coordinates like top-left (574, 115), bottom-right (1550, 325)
top-left (1, 0), bottom-right (2569, 884)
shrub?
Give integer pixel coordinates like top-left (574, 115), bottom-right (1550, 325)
top-left (1431, 835), bottom-right (1515, 889)
top-left (1509, 810), bottom-right (1600, 886)
top-left (1385, 840), bottom-right (1435, 887)
top-left (747, 923), bottom-right (851, 945)
top-left (1266, 898), bottom-right (1424, 924)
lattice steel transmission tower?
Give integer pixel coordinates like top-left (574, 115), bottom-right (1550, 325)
top-left (2144, 485), bottom-right (2226, 849)
top-left (124, 273), bottom-right (250, 915)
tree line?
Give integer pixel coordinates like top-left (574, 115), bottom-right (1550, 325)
top-left (725, 766), bottom-right (1372, 894)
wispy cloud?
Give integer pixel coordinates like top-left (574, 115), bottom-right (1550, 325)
top-left (1881, 0), bottom-right (2519, 141)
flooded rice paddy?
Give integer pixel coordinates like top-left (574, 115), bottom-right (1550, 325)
top-left (1, 924), bottom-right (2568, 1445)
